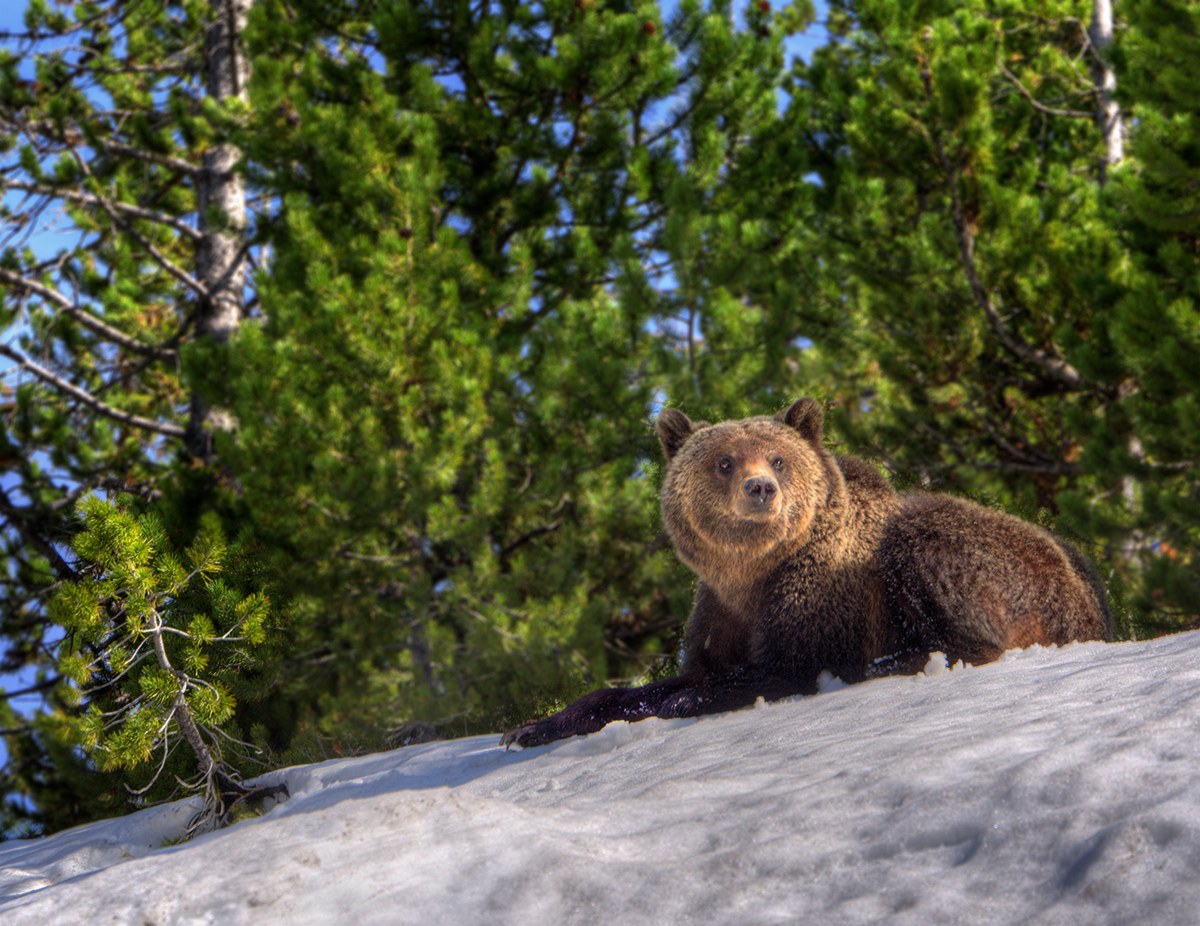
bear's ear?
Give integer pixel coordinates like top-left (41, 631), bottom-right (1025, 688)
top-left (776, 398), bottom-right (823, 446)
top-left (656, 408), bottom-right (703, 461)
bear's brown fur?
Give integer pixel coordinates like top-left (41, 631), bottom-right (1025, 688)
top-left (501, 398), bottom-right (1111, 748)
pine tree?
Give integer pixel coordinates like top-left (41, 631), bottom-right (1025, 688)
top-left (6, 0), bottom-right (808, 831)
top-left (48, 495), bottom-right (286, 833)
top-left (15, 0), bottom-right (1197, 838)
top-left (0, 0), bottom-right (254, 834)
top-left (200, 0), bottom-right (797, 746)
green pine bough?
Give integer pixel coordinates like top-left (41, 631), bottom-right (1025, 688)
top-left (48, 496), bottom-right (287, 834)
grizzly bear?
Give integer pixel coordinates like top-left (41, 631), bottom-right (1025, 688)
top-left (501, 398), bottom-right (1112, 748)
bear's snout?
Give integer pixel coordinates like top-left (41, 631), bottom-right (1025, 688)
top-left (743, 476), bottom-right (778, 507)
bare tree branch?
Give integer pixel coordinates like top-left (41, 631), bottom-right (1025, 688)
top-left (0, 342), bottom-right (186, 437)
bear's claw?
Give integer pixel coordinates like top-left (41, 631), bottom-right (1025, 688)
top-left (500, 723), bottom-right (544, 750)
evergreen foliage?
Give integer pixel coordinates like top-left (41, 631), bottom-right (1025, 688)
top-left (1098, 0), bottom-right (1200, 631)
top-left (790, 1), bottom-right (1114, 483)
top-left (2, 0), bottom-right (1200, 836)
top-left (46, 494), bottom-right (283, 833)
top-left (0, 0), bottom-right (258, 836)
top-left (777, 0), bottom-right (1144, 628)
top-left (202, 0), bottom-right (794, 745)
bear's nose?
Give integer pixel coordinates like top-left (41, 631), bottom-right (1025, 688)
top-left (743, 476), bottom-right (778, 506)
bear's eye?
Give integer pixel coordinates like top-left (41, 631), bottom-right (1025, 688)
top-left (717, 457), bottom-right (733, 475)
top-left (771, 457), bottom-right (785, 471)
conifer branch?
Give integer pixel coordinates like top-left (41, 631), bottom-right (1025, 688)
top-left (499, 520), bottom-right (562, 560)
top-left (0, 675), bottom-right (63, 702)
top-left (126, 724), bottom-right (176, 796)
top-left (91, 136), bottom-right (204, 177)
top-left (82, 647), bottom-right (152, 695)
top-left (0, 487), bottom-right (78, 582)
top-left (464, 607), bottom-right (523, 643)
top-left (995, 54), bottom-right (1094, 119)
top-left (144, 588), bottom-right (284, 830)
top-left (0, 342), bottom-right (187, 437)
top-left (0, 267), bottom-right (179, 360)
top-left (934, 139), bottom-right (1087, 392)
top-left (920, 41), bottom-right (1089, 392)
top-left (10, 120), bottom-right (203, 175)
top-left (70, 151), bottom-right (212, 300)
top-left (912, 418), bottom-right (1079, 476)
top-left (0, 178), bottom-right (205, 242)
top-left (145, 607), bottom-right (227, 816)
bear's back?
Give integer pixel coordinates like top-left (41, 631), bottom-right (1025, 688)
top-left (878, 493), bottom-right (1112, 664)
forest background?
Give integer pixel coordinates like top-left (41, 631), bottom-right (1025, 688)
top-left (0, 0), bottom-right (1197, 838)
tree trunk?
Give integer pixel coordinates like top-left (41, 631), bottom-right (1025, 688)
top-left (188, 0), bottom-right (253, 460)
top-left (1091, 1), bottom-right (1142, 580)
top-left (1090, 0), bottom-right (1123, 181)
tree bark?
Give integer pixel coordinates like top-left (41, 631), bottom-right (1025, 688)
top-left (188, 0), bottom-right (253, 460)
top-left (1091, 0), bottom-right (1142, 572)
top-left (1090, 0), bottom-right (1123, 181)
top-left (149, 608), bottom-right (287, 833)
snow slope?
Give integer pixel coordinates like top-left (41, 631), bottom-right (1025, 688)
top-left (2, 632), bottom-right (1199, 925)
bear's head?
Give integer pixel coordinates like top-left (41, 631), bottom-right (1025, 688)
top-left (656, 398), bottom-right (834, 593)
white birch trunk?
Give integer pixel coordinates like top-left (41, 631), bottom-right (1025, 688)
top-left (1090, 0), bottom-right (1123, 178)
top-left (1091, 2), bottom-right (1142, 577)
top-left (189, 0), bottom-right (253, 459)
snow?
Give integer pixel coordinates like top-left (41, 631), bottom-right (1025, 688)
top-left (3, 632), bottom-right (1200, 925)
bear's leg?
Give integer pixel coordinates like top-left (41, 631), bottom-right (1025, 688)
top-left (864, 649), bottom-right (940, 679)
top-left (501, 666), bottom-right (805, 748)
top-left (879, 530), bottom-right (1024, 666)
top-left (501, 677), bottom-right (692, 748)
top-left (654, 664), bottom-right (811, 718)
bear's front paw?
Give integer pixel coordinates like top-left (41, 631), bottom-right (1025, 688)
top-left (500, 720), bottom-right (557, 749)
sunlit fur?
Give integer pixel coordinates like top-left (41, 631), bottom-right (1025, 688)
top-left (501, 398), bottom-right (1112, 749)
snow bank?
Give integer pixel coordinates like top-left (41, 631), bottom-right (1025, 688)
top-left (2, 632), bottom-right (1200, 924)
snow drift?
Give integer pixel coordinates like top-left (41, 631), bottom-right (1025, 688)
top-left (2, 632), bottom-right (1200, 925)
